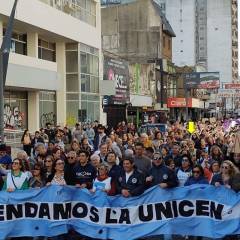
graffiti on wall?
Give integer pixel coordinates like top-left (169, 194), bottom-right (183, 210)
top-left (40, 112), bottom-right (56, 128)
top-left (4, 104), bottom-right (24, 129)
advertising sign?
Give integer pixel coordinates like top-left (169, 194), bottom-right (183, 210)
top-left (225, 83), bottom-right (240, 89)
top-left (103, 56), bottom-right (130, 105)
top-left (217, 89), bottom-right (240, 98)
top-left (167, 98), bottom-right (191, 108)
top-left (184, 72), bottom-right (220, 89)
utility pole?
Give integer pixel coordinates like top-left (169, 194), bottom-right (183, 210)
top-left (0, 0), bottom-right (18, 142)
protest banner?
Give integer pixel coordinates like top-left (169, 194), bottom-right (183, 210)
top-left (0, 185), bottom-right (239, 240)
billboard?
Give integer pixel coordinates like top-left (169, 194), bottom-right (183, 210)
top-left (184, 72), bottom-right (220, 89)
top-left (103, 56), bottom-right (130, 105)
top-left (225, 83), bottom-right (240, 89)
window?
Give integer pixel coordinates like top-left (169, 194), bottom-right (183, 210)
top-left (3, 29), bottom-right (27, 55)
top-left (40, 0), bottom-right (97, 27)
top-left (168, 39), bottom-right (171, 50)
top-left (38, 39), bottom-right (56, 62)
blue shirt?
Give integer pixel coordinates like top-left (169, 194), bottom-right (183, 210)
top-left (0, 154), bottom-right (12, 165)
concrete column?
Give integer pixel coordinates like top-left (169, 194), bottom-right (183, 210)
top-left (27, 32), bottom-right (38, 57)
top-left (56, 42), bottom-right (66, 127)
top-left (0, 21), bottom-right (3, 46)
top-left (28, 92), bottom-right (40, 133)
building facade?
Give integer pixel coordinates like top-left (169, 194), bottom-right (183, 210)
top-left (101, 0), bottom-right (175, 126)
top-left (0, 0), bottom-right (101, 133)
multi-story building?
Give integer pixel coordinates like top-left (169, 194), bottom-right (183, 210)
top-left (101, 0), bottom-right (176, 126)
top-left (158, 0), bottom-right (238, 84)
top-left (0, 0), bottom-right (101, 134)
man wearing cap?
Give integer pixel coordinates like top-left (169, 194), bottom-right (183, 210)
top-left (0, 143), bottom-right (12, 169)
top-left (146, 152), bottom-right (178, 189)
top-left (116, 157), bottom-right (145, 197)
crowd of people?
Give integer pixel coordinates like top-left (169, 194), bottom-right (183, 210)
top-left (0, 119), bottom-right (240, 240)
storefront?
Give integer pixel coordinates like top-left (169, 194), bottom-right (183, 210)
top-left (4, 91), bottom-right (28, 130)
top-left (167, 97), bottom-right (204, 121)
top-left (39, 91), bottom-right (56, 128)
top-left (102, 55), bottom-right (130, 129)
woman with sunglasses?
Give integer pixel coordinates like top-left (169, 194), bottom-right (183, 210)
top-left (211, 160), bottom-right (239, 188)
top-left (29, 163), bottom-right (45, 188)
top-left (184, 165), bottom-right (208, 186)
top-left (46, 159), bottom-right (67, 186)
top-left (90, 163), bottom-right (115, 195)
top-left (2, 158), bottom-right (30, 192)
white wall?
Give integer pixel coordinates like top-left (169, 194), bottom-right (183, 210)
top-left (0, 0), bottom-right (101, 49)
top-left (207, 0), bottom-right (232, 83)
top-left (165, 0), bottom-right (196, 66)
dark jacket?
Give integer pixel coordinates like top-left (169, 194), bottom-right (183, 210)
top-left (64, 162), bottom-right (77, 186)
top-left (184, 176), bottom-right (209, 186)
top-left (94, 134), bottom-right (107, 151)
top-left (147, 163), bottom-right (178, 188)
top-left (116, 169), bottom-right (145, 196)
top-left (73, 163), bottom-right (97, 189)
top-left (166, 154), bottom-right (182, 168)
top-left (0, 175), bottom-right (3, 190)
top-left (108, 164), bottom-right (122, 182)
top-left (210, 173), bottom-right (223, 186)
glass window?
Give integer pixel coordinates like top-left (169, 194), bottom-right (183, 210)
top-left (66, 74), bottom-right (79, 92)
top-left (66, 51), bottom-right (78, 73)
top-left (3, 91), bottom-right (28, 130)
top-left (38, 39), bottom-right (56, 62)
top-left (39, 91), bottom-right (56, 128)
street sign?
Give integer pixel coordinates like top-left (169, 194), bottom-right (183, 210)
top-left (225, 83), bottom-right (240, 89)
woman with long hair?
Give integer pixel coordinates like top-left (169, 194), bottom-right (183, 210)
top-left (29, 163), bottom-right (45, 188)
top-left (21, 129), bottom-right (32, 156)
top-left (2, 158), bottom-right (30, 192)
top-left (210, 145), bottom-right (224, 164)
top-left (211, 160), bottom-right (239, 188)
top-left (46, 159), bottom-right (67, 186)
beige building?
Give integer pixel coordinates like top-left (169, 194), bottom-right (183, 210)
top-left (0, 0), bottom-right (101, 135)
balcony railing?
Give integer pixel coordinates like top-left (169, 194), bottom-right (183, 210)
top-left (39, 0), bottom-right (96, 27)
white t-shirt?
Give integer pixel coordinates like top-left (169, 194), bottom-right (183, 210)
top-left (125, 171), bottom-right (134, 182)
top-left (92, 177), bottom-right (112, 192)
top-left (177, 169), bottom-right (192, 187)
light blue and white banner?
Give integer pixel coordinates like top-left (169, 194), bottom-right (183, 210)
top-left (0, 185), bottom-right (240, 239)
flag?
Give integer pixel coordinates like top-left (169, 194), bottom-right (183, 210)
top-left (0, 0), bottom-right (18, 86)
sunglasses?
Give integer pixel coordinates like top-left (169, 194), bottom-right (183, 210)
top-left (221, 166), bottom-right (229, 169)
top-left (153, 157), bottom-right (162, 161)
top-left (182, 158), bottom-right (189, 162)
top-left (12, 162), bottom-right (20, 165)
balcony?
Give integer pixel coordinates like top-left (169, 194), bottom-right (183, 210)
top-left (39, 0), bottom-right (96, 26)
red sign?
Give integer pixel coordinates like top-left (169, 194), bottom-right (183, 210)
top-left (225, 83), bottom-right (240, 89)
top-left (167, 98), bottom-right (192, 108)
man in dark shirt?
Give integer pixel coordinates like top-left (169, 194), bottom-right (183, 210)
top-left (64, 151), bottom-right (77, 186)
top-left (116, 157), bottom-right (145, 197)
top-left (146, 152), bottom-right (178, 188)
top-left (73, 150), bottom-right (96, 189)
